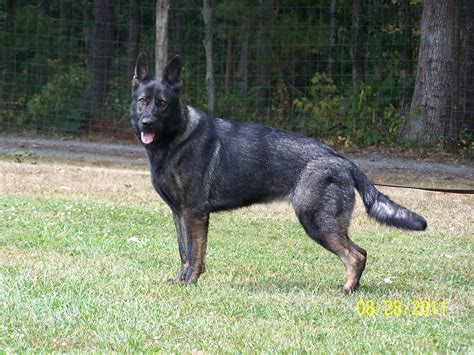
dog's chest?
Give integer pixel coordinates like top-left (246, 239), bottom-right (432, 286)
top-left (149, 162), bottom-right (184, 210)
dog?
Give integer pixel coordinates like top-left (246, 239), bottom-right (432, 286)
top-left (130, 53), bottom-right (427, 293)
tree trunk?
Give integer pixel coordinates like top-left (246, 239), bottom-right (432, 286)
top-left (41, 0), bottom-right (50, 16)
top-left (403, 0), bottom-right (460, 145)
top-left (397, 0), bottom-right (411, 109)
top-left (59, 0), bottom-right (73, 67)
top-left (459, 0), bottom-right (474, 134)
top-left (237, 32), bottom-right (249, 94)
top-left (202, 0), bottom-right (216, 115)
top-left (85, 0), bottom-right (116, 117)
top-left (351, 0), bottom-right (364, 82)
top-left (173, 9), bottom-right (185, 57)
top-left (5, 0), bottom-right (17, 31)
top-left (256, 0), bottom-right (273, 116)
top-left (224, 34), bottom-right (234, 93)
top-left (128, 0), bottom-right (142, 77)
top-left (327, 0), bottom-right (337, 78)
top-left (155, 0), bottom-right (170, 79)
top-left (82, 0), bottom-right (94, 49)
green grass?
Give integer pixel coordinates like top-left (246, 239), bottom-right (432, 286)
top-left (0, 195), bottom-right (472, 352)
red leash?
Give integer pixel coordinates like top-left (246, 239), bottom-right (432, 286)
top-left (373, 182), bottom-right (474, 194)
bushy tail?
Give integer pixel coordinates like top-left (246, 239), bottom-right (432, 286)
top-left (350, 163), bottom-right (427, 231)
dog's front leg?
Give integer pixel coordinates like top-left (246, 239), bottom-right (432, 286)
top-left (172, 212), bottom-right (189, 283)
top-left (181, 209), bottom-right (209, 285)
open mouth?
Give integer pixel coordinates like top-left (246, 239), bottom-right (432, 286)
top-left (141, 131), bottom-right (155, 145)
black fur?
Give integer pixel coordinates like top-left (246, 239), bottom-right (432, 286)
top-left (350, 165), bottom-right (427, 230)
top-left (130, 54), bottom-right (427, 292)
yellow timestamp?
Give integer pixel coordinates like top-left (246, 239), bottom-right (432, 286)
top-left (355, 299), bottom-right (446, 317)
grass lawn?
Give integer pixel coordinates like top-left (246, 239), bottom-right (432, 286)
top-left (0, 158), bottom-right (472, 352)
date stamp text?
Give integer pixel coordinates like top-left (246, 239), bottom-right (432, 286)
top-left (355, 299), bottom-right (446, 317)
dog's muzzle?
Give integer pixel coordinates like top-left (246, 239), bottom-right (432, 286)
top-left (139, 117), bottom-right (155, 144)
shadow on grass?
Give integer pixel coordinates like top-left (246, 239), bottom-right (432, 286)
top-left (228, 276), bottom-right (334, 294)
top-left (226, 274), bottom-right (393, 296)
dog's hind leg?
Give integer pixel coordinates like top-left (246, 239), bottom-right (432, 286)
top-left (298, 213), bottom-right (367, 293)
top-left (292, 160), bottom-right (367, 293)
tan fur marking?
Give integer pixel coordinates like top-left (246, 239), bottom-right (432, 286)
top-left (325, 233), bottom-right (367, 293)
top-left (184, 212), bottom-right (209, 281)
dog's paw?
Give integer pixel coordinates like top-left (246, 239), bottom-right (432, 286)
top-left (167, 277), bottom-right (184, 285)
top-left (182, 267), bottom-right (201, 285)
top-left (341, 283), bottom-right (359, 294)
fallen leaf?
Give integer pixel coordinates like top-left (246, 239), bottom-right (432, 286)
top-left (128, 236), bottom-right (143, 244)
top-left (441, 254), bottom-right (453, 259)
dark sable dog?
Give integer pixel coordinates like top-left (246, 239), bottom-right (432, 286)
top-left (130, 53), bottom-right (427, 293)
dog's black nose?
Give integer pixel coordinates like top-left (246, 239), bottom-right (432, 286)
top-left (141, 117), bottom-right (153, 128)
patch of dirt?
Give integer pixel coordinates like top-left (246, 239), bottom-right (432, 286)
top-left (0, 135), bottom-right (145, 165)
top-left (340, 145), bottom-right (473, 166)
top-left (342, 146), bottom-right (474, 188)
top-left (0, 160), bottom-right (155, 206)
top-left (1, 135), bottom-right (473, 188)
top-left (1, 158), bottom-right (472, 238)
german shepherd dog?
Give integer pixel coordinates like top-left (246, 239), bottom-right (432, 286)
top-left (130, 53), bottom-right (427, 293)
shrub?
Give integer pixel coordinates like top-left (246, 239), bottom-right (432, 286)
top-left (25, 66), bottom-right (92, 134)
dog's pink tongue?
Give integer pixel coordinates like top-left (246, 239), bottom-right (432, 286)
top-left (141, 132), bottom-right (154, 144)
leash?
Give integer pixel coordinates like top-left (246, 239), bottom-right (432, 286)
top-left (373, 182), bottom-right (474, 194)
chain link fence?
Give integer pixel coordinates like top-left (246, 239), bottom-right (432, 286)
top-left (0, 1), bottom-right (472, 147)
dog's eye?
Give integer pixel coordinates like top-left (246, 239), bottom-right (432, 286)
top-left (137, 97), bottom-right (148, 109)
top-left (156, 98), bottom-right (167, 108)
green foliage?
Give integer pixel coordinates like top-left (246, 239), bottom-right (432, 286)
top-left (437, 130), bottom-right (474, 156)
top-left (216, 93), bottom-right (256, 121)
top-left (25, 66), bottom-right (92, 134)
top-left (293, 73), bottom-right (342, 137)
top-left (293, 73), bottom-right (406, 146)
top-left (0, 97), bottom-right (27, 130)
top-left (6, 150), bottom-right (33, 163)
top-left (4, 0), bottom-right (459, 149)
top-left (105, 75), bottom-right (132, 128)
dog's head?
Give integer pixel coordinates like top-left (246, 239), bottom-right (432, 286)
top-left (130, 53), bottom-right (184, 147)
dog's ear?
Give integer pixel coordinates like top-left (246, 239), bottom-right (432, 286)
top-left (162, 55), bottom-right (183, 91)
top-left (132, 53), bottom-right (151, 89)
